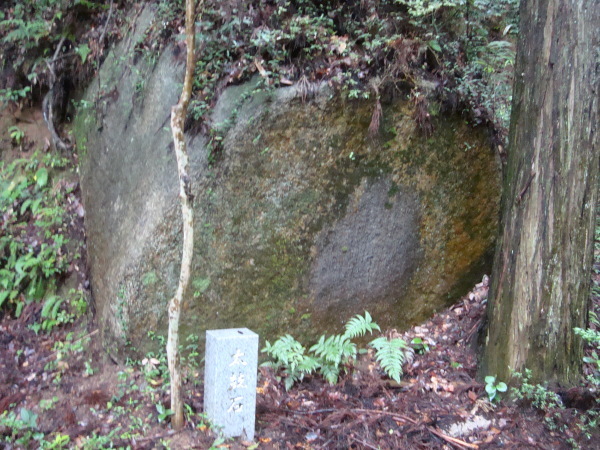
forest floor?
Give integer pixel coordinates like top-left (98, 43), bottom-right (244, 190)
top-left (1, 224), bottom-right (599, 449)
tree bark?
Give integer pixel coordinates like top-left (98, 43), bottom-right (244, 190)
top-left (167, 0), bottom-right (197, 430)
top-left (480, 0), bottom-right (599, 385)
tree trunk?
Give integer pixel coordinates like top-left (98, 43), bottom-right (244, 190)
top-left (480, 0), bottom-right (599, 385)
top-left (167, 0), bottom-right (197, 430)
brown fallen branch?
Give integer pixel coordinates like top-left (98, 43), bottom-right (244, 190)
top-left (427, 426), bottom-right (479, 450)
top-left (288, 407), bottom-right (478, 449)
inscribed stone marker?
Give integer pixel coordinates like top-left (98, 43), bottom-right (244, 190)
top-left (204, 328), bottom-right (258, 441)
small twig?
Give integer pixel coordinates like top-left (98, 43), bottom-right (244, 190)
top-left (98, 0), bottom-right (115, 46)
top-left (390, 413), bottom-right (418, 425)
top-left (354, 438), bottom-right (379, 449)
top-left (51, 36), bottom-right (66, 65)
top-left (516, 171), bottom-right (536, 204)
top-left (428, 426), bottom-right (479, 449)
top-left (48, 52), bottom-right (77, 64)
top-left (287, 408), bottom-right (336, 415)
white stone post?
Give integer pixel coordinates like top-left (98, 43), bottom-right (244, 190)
top-left (204, 328), bottom-right (258, 441)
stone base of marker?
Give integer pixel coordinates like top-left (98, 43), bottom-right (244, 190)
top-left (204, 328), bottom-right (258, 441)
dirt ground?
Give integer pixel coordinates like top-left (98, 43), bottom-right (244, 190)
top-left (1, 268), bottom-right (599, 449)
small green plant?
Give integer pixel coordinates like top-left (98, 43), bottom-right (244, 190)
top-left (30, 289), bottom-right (87, 334)
top-left (0, 407), bottom-right (42, 446)
top-left (84, 360), bottom-right (95, 376)
top-left (262, 334), bottom-right (320, 390)
top-left (192, 277), bottom-right (210, 297)
top-left (484, 375), bottom-right (507, 402)
top-left (0, 154), bottom-right (76, 319)
top-left (263, 312), bottom-right (412, 389)
top-left (40, 433), bottom-right (70, 449)
top-left (0, 86), bottom-right (31, 107)
top-left (370, 336), bottom-right (411, 383)
top-left (575, 311), bottom-right (600, 383)
top-left (510, 369), bottom-right (563, 410)
top-left (8, 125), bottom-right (25, 145)
top-left (573, 308), bottom-right (600, 440)
top-left (411, 337), bottom-right (430, 354)
top-left (155, 403), bottom-right (174, 423)
top-left (509, 369), bottom-right (572, 436)
top-left (39, 396), bottom-right (59, 411)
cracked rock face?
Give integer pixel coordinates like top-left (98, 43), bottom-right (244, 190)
top-left (74, 7), bottom-right (501, 356)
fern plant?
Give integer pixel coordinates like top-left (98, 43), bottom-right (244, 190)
top-left (262, 312), bottom-right (411, 389)
top-left (261, 334), bottom-right (320, 390)
top-left (369, 337), bottom-right (411, 383)
top-left (310, 311), bottom-right (381, 384)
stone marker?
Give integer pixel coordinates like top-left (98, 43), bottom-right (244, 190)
top-left (204, 328), bottom-right (258, 441)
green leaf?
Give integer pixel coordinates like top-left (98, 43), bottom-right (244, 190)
top-left (15, 300), bottom-right (25, 318)
top-left (20, 198), bottom-right (32, 215)
top-left (343, 311), bottom-right (380, 339)
top-left (0, 290), bottom-right (9, 308)
top-left (496, 382), bottom-right (508, 392)
top-left (192, 277), bottom-right (211, 295)
top-left (41, 295), bottom-right (63, 320)
top-left (484, 375), bottom-right (495, 384)
top-left (428, 40), bottom-right (442, 53)
top-left (370, 336), bottom-right (408, 383)
top-left (75, 43), bottom-right (91, 63)
top-left (20, 408), bottom-right (38, 429)
top-left (320, 363), bottom-right (340, 385)
top-left (34, 167), bottom-right (48, 188)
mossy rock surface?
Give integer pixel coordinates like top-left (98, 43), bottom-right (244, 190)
top-left (73, 6), bottom-right (501, 357)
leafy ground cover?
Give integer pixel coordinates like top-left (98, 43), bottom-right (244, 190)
top-left (1, 262), bottom-right (599, 448)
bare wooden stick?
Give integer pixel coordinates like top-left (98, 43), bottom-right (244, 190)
top-left (167, 0), bottom-right (199, 431)
top-left (427, 426), bottom-right (479, 449)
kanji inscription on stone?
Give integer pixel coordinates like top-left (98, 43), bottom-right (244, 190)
top-left (204, 328), bottom-right (258, 441)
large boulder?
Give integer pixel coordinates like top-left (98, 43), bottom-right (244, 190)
top-left (74, 6), bottom-right (501, 356)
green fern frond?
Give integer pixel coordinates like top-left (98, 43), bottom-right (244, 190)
top-left (343, 311), bottom-right (381, 339)
top-left (310, 334), bottom-right (356, 366)
top-left (320, 363), bottom-right (341, 385)
top-left (262, 335), bottom-right (321, 390)
top-left (41, 295), bottom-right (63, 319)
top-left (261, 334), bottom-right (306, 372)
top-left (369, 336), bottom-right (410, 383)
top-left (284, 372), bottom-right (302, 391)
top-left (297, 355), bottom-right (320, 373)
